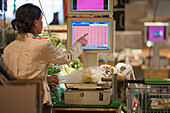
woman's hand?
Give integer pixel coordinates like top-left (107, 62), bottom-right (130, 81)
top-left (76, 33), bottom-right (88, 46)
top-left (47, 75), bottom-right (59, 86)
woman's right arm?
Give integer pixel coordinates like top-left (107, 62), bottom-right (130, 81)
top-left (45, 33), bottom-right (88, 65)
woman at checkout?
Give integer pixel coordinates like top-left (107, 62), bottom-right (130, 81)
top-left (3, 3), bottom-right (88, 113)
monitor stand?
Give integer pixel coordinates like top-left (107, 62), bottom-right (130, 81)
top-left (146, 42), bottom-right (168, 67)
top-left (152, 42), bottom-right (160, 67)
top-left (84, 53), bottom-right (99, 68)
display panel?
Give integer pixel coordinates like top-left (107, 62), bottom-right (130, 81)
top-left (148, 26), bottom-right (166, 41)
top-left (72, 21), bottom-right (109, 50)
top-left (72, 0), bottom-right (108, 11)
top-left (67, 0), bottom-right (113, 15)
top-left (67, 17), bottom-right (113, 53)
top-left (144, 22), bottom-right (169, 42)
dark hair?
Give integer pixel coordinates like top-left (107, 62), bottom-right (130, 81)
top-left (11, 3), bottom-right (42, 34)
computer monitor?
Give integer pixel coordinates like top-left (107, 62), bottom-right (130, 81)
top-left (144, 22), bottom-right (169, 67)
top-left (67, 0), bottom-right (113, 15)
top-left (67, 17), bottom-right (113, 53)
top-left (144, 22), bottom-right (169, 42)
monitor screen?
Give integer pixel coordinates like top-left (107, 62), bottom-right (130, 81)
top-left (67, 0), bottom-right (113, 15)
top-left (144, 22), bottom-right (169, 42)
top-left (71, 21), bottom-right (109, 50)
top-left (67, 17), bottom-right (113, 53)
top-left (72, 0), bottom-right (108, 11)
top-left (148, 26), bottom-right (165, 41)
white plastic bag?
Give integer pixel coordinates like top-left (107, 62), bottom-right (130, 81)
top-left (59, 66), bottom-right (102, 83)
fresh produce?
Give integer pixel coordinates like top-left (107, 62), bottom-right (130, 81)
top-left (50, 34), bottom-right (61, 47)
top-left (70, 58), bottom-right (84, 70)
top-left (60, 58), bottom-right (84, 75)
top-left (36, 33), bottom-right (61, 48)
top-left (121, 103), bottom-right (127, 113)
top-left (65, 67), bottom-right (76, 74)
top-left (48, 64), bottom-right (61, 75)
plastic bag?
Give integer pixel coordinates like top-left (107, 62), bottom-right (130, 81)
top-left (59, 66), bottom-right (102, 83)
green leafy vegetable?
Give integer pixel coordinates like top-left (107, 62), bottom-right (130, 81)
top-left (48, 64), bottom-right (61, 75)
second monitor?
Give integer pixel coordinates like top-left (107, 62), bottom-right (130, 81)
top-left (144, 22), bottom-right (169, 42)
top-left (67, 17), bottom-right (113, 53)
top-left (67, 0), bottom-right (113, 15)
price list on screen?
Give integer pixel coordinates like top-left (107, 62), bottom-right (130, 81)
top-left (71, 21), bottom-right (109, 49)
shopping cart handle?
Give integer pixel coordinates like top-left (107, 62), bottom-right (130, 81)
top-left (126, 79), bottom-right (144, 83)
top-left (125, 79), bottom-right (144, 89)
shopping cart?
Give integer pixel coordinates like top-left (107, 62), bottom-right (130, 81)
top-left (125, 78), bottom-right (170, 113)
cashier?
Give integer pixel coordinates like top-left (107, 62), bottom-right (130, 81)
top-left (3, 3), bottom-right (88, 113)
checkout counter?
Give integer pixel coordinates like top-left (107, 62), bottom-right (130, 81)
top-left (52, 83), bottom-right (122, 113)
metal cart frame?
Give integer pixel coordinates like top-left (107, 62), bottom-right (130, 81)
top-left (125, 80), bottom-right (170, 113)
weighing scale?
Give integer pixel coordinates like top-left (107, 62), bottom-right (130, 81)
top-left (64, 82), bottom-right (113, 105)
top-left (63, 63), bottom-right (133, 105)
